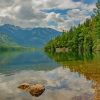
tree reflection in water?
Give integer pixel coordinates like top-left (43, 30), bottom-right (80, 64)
top-left (46, 51), bottom-right (100, 100)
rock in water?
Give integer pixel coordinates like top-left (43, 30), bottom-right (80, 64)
top-left (18, 83), bottom-right (45, 97)
top-left (29, 84), bottom-right (45, 97)
top-left (18, 83), bottom-right (30, 91)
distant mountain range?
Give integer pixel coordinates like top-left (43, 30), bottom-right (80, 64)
top-left (0, 32), bottom-right (18, 47)
top-left (0, 24), bottom-right (61, 48)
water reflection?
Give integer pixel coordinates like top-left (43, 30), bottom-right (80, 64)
top-left (0, 51), bottom-right (59, 75)
top-left (0, 67), bottom-right (94, 100)
top-left (46, 51), bottom-right (100, 100)
top-left (0, 51), bottom-right (100, 100)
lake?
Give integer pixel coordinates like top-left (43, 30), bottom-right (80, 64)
top-left (0, 50), bottom-right (100, 100)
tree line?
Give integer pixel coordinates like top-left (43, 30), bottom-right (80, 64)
top-left (45, 1), bottom-right (100, 54)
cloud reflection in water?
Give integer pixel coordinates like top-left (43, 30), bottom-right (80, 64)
top-left (0, 67), bottom-right (94, 100)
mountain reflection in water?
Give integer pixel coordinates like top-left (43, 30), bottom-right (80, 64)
top-left (0, 51), bottom-right (100, 100)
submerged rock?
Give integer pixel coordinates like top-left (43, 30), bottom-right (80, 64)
top-left (18, 83), bottom-right (30, 91)
top-left (29, 84), bottom-right (45, 97)
top-left (18, 83), bottom-right (45, 97)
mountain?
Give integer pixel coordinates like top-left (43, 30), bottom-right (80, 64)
top-left (0, 32), bottom-right (18, 47)
top-left (0, 24), bottom-right (61, 48)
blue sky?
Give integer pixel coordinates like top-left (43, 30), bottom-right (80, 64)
top-left (73, 0), bottom-right (96, 4)
top-left (0, 0), bottom-right (97, 30)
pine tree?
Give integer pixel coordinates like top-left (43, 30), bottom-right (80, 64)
top-left (96, 0), bottom-right (100, 13)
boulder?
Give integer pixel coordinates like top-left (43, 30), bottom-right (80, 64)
top-left (29, 84), bottom-right (45, 97)
top-left (18, 83), bottom-right (45, 97)
top-left (18, 83), bottom-right (30, 91)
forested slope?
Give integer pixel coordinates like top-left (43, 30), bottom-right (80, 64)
top-left (45, 2), bottom-right (100, 53)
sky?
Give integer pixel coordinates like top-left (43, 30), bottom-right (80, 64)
top-left (0, 0), bottom-right (97, 30)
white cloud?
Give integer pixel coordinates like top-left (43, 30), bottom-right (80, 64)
top-left (0, 0), bottom-right (97, 30)
top-left (58, 0), bottom-right (81, 9)
top-left (45, 12), bottom-right (64, 23)
top-left (0, 0), bottom-right (14, 8)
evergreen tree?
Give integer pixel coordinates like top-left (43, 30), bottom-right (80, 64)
top-left (45, 1), bottom-right (100, 53)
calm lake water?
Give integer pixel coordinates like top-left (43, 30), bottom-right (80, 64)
top-left (0, 50), bottom-right (100, 100)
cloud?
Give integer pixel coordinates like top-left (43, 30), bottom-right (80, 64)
top-left (0, 0), bottom-right (48, 28)
top-left (0, 0), bottom-right (14, 8)
top-left (46, 12), bottom-right (65, 23)
top-left (0, 0), bottom-right (97, 30)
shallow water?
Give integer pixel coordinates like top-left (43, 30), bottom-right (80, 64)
top-left (0, 51), bottom-right (100, 100)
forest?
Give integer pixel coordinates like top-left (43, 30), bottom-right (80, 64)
top-left (45, 1), bottom-right (100, 54)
